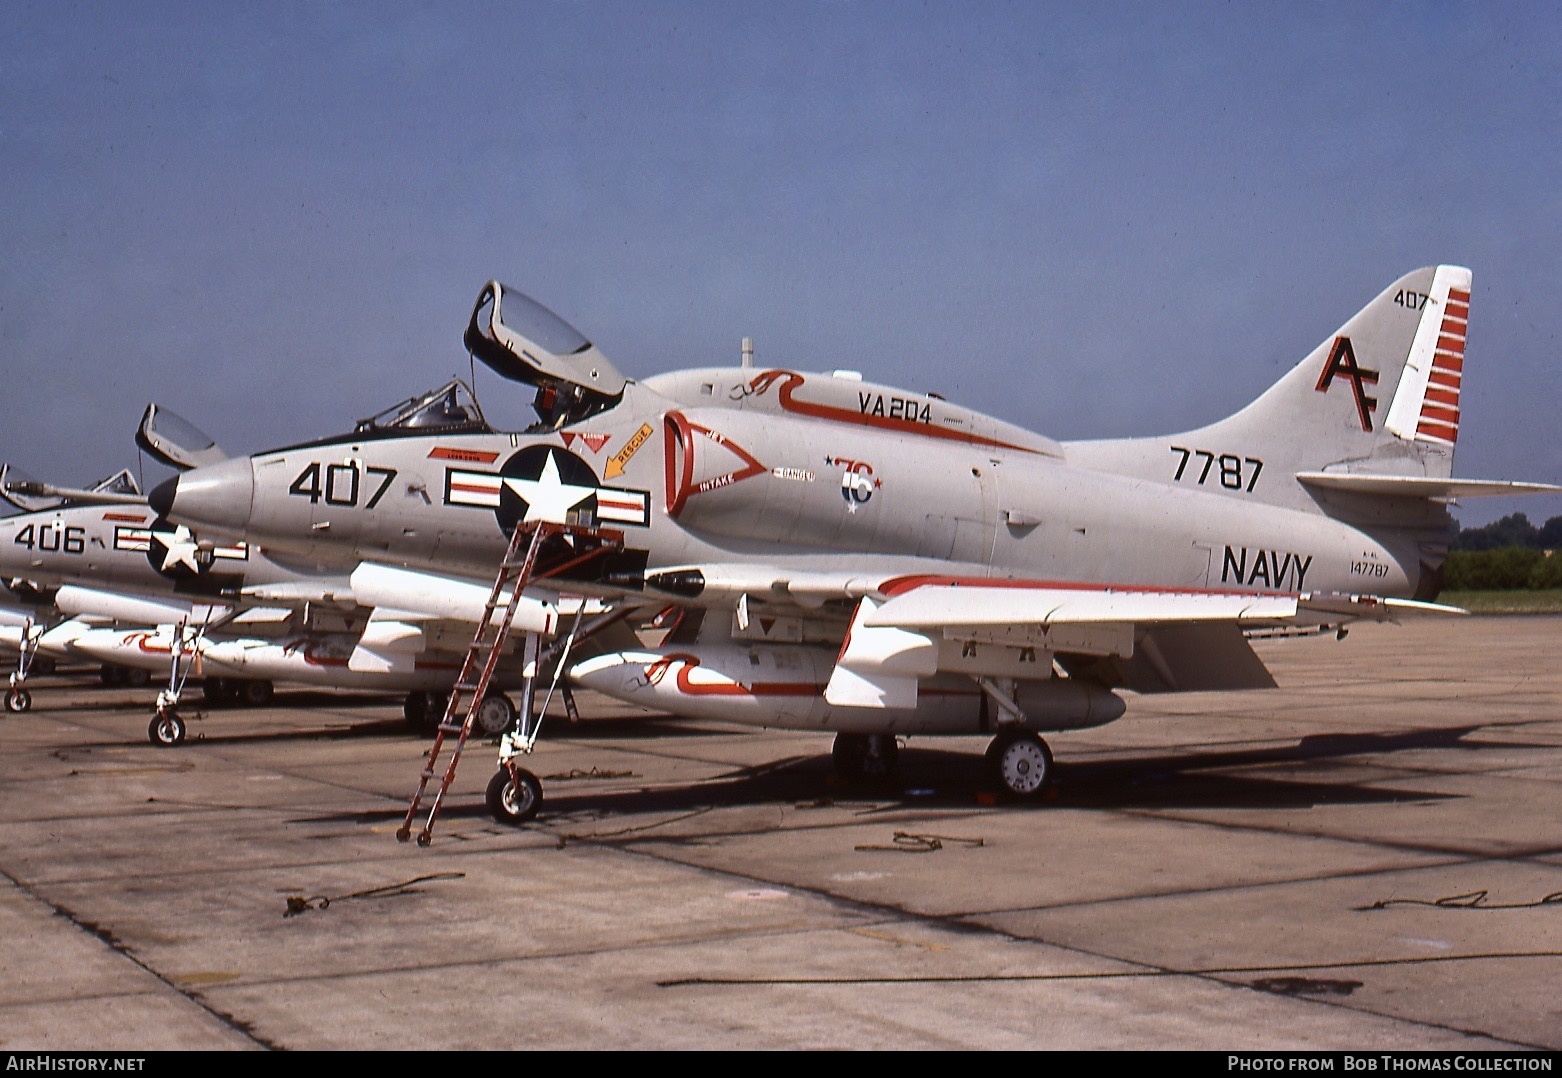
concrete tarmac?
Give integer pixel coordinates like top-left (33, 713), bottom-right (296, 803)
top-left (1, 616), bottom-right (1559, 1051)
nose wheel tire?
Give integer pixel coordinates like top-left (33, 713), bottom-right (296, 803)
top-left (485, 766), bottom-right (542, 825)
top-left (988, 731), bottom-right (1053, 799)
top-left (148, 710), bottom-right (186, 747)
top-left (5, 689), bottom-right (31, 714)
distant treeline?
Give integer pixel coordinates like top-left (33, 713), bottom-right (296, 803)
top-left (1444, 513), bottom-right (1562, 591)
top-left (1452, 512), bottom-right (1562, 552)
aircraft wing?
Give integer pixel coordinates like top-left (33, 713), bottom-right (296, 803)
top-left (822, 578), bottom-right (1465, 706)
top-left (865, 582), bottom-right (1300, 627)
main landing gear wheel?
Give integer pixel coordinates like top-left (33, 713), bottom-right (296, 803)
top-left (402, 691), bottom-right (436, 734)
top-left (474, 693), bottom-right (518, 736)
top-left (240, 680), bottom-right (274, 707)
top-left (5, 689), bottom-right (31, 714)
top-left (148, 710), bottom-right (186, 746)
top-left (202, 678), bottom-right (239, 707)
top-left (486, 766), bottom-right (542, 825)
top-left (987, 731), bottom-right (1053, 800)
top-left (831, 732), bottom-right (900, 782)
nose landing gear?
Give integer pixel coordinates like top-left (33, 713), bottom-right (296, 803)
top-left (148, 701), bottom-right (186, 746)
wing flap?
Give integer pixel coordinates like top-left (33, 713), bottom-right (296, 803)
top-left (854, 583), bottom-right (1298, 695)
top-left (1059, 622), bottom-right (1276, 693)
top-left (868, 585), bottom-right (1299, 628)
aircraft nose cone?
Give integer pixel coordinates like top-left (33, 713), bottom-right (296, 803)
top-left (151, 458), bottom-right (255, 533)
top-left (147, 476), bottom-right (178, 518)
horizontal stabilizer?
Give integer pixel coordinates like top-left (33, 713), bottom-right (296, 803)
top-left (1296, 472), bottom-right (1561, 500)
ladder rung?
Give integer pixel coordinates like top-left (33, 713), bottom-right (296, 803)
top-left (403, 519), bottom-right (624, 845)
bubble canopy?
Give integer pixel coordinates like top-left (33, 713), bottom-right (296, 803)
top-left (463, 282), bottom-right (627, 411)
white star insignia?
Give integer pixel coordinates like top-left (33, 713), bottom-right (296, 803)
top-left (152, 524), bottom-right (203, 574)
top-left (502, 451), bottom-right (596, 524)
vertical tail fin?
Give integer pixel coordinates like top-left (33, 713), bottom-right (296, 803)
top-left (1067, 265), bottom-right (1472, 514)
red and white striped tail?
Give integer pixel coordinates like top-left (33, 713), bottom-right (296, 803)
top-left (1416, 285), bottom-right (1468, 444)
top-left (1385, 265), bottom-right (1472, 448)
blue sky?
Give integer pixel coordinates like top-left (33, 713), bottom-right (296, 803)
top-left (2, 1), bottom-right (1557, 527)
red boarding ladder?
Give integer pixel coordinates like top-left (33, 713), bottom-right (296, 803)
top-left (397, 518), bottom-right (622, 846)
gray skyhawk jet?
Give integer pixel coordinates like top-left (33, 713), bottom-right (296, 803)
top-left (150, 266), bottom-right (1558, 823)
top-left (0, 456), bottom-right (355, 736)
top-left (0, 426), bottom-right (534, 743)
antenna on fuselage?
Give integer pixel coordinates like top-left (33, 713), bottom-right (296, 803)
top-left (741, 337), bottom-right (754, 369)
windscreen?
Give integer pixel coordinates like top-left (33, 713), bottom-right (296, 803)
top-left (354, 380), bottom-right (490, 434)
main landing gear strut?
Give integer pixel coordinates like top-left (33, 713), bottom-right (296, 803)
top-left (147, 618), bottom-right (206, 746)
top-left (829, 675), bottom-right (1058, 801)
top-left (401, 689), bottom-right (517, 738)
top-left (976, 676), bottom-right (1054, 800)
top-left (5, 618), bottom-right (40, 714)
top-left (830, 729), bottom-right (1054, 800)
